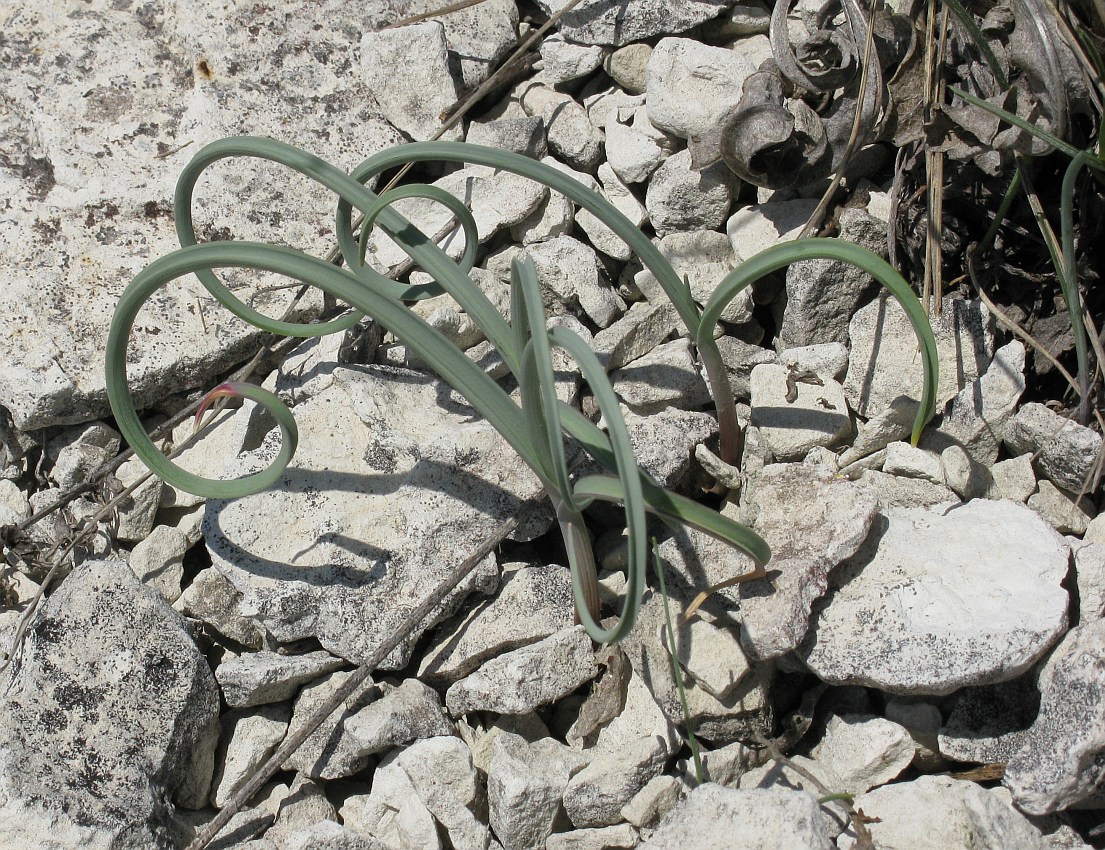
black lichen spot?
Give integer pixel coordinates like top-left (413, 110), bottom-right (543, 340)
top-left (22, 155), bottom-right (55, 201)
top-left (195, 58), bottom-right (214, 80)
top-left (143, 199), bottom-right (172, 220)
top-left (363, 443), bottom-right (397, 473)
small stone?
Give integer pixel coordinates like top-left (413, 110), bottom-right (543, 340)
top-left (344, 679), bottom-right (454, 756)
top-left (211, 704), bottom-right (291, 809)
top-left (563, 736), bottom-right (670, 828)
top-left (611, 338), bottom-right (711, 414)
top-left (360, 22), bottom-right (462, 142)
top-left (620, 775), bottom-right (684, 829)
top-left (591, 301), bottom-right (679, 372)
top-left (838, 396), bottom-right (919, 466)
top-left (737, 756), bottom-right (849, 837)
top-left (341, 768), bottom-right (441, 850)
top-left (715, 337), bottom-right (778, 400)
top-left (604, 43), bottom-right (653, 94)
top-left (216, 650), bottom-right (346, 709)
top-left (1028, 480), bottom-right (1096, 535)
top-left (539, 35), bottom-right (606, 84)
top-left (645, 38), bottom-right (756, 141)
top-left (419, 563), bottom-right (574, 684)
top-left (266, 774), bottom-right (339, 845)
top-left (545, 824), bottom-right (638, 850)
top-left (395, 737), bottom-right (488, 850)
top-left (749, 363), bottom-right (852, 461)
top-left (634, 230), bottom-right (752, 324)
top-left (1072, 541), bottom-right (1105, 621)
top-left (446, 626), bottom-right (596, 716)
top-left (857, 469), bottom-right (960, 509)
top-left (1007, 397), bottom-right (1100, 490)
top-left (577, 164), bottom-right (648, 262)
top-left (845, 296), bottom-right (995, 419)
top-left (883, 442), bottom-right (945, 485)
top-left (941, 444), bottom-right (993, 500)
top-left (645, 150), bottom-right (734, 237)
top-left (1004, 618), bottom-right (1105, 814)
top-left (466, 116), bottom-right (548, 159)
top-left (662, 615), bottom-right (751, 699)
top-left (726, 199), bottom-right (818, 263)
top-left (779, 343), bottom-right (849, 382)
top-left (736, 463), bottom-right (878, 659)
top-left (801, 499), bottom-right (1070, 695)
top-left (605, 118), bottom-right (666, 183)
top-left (525, 235), bottom-right (625, 328)
top-left (837, 774), bottom-right (1050, 850)
top-left (48, 422), bottom-right (119, 489)
top-left (280, 820), bottom-right (386, 850)
top-left (114, 455), bottom-right (163, 542)
top-left (282, 671), bottom-right (381, 780)
top-left (518, 82), bottom-right (604, 170)
top-left (810, 714), bottom-right (914, 795)
top-left (174, 567), bottom-right (264, 650)
top-left (779, 209), bottom-right (888, 348)
top-left (534, 0), bottom-right (733, 46)
top-left (987, 453), bottom-right (1038, 502)
top-left (488, 731), bottom-right (589, 850)
top-left (128, 524), bottom-right (188, 603)
top-left (640, 784), bottom-right (834, 850)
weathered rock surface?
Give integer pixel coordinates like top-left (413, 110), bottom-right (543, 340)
top-left (737, 463), bottom-right (878, 660)
top-left (0, 559), bottom-right (219, 849)
top-left (216, 650), bottom-right (346, 708)
top-left (1005, 402), bottom-right (1103, 494)
top-left (749, 364), bottom-right (852, 461)
top-left (640, 784), bottom-right (834, 849)
top-left (938, 676), bottom-right (1039, 764)
top-left (802, 500), bottom-right (1070, 695)
top-left (204, 361), bottom-right (539, 668)
top-left (537, 0), bottom-right (732, 46)
top-left (1005, 618), bottom-right (1105, 814)
top-left (0, 0), bottom-right (406, 431)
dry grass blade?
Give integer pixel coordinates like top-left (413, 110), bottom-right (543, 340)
top-left (382, 0), bottom-right (490, 30)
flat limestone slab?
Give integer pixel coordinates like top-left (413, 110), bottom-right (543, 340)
top-left (204, 362), bottom-right (548, 668)
top-left (0, 0), bottom-right (405, 430)
top-left (801, 499), bottom-right (1070, 695)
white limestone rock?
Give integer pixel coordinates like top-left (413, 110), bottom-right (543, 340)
top-left (640, 784), bottom-right (834, 849)
top-left (465, 116), bottom-right (548, 159)
top-left (419, 563), bottom-right (574, 684)
top-left (536, 0), bottom-right (731, 46)
top-left (1072, 541), bottom-right (1105, 621)
top-left (646, 150), bottom-right (735, 238)
top-left (546, 824), bottom-right (638, 850)
top-left (174, 566), bottom-right (264, 650)
top-left (662, 612), bottom-right (751, 699)
top-left (941, 444), bottom-right (993, 500)
top-left (488, 732), bottom-right (590, 850)
top-left (524, 235), bottom-right (625, 328)
top-left (715, 337), bottom-right (778, 400)
top-left (778, 209), bottom-right (888, 348)
top-left (620, 775), bottom-right (684, 829)
top-left (883, 442), bottom-right (945, 485)
top-left (1006, 402), bottom-right (1103, 494)
top-left (204, 361), bottom-right (533, 669)
top-left (114, 455), bottom-right (164, 543)
top-left (1, 0), bottom-right (403, 431)
top-left (280, 820), bottom-right (388, 850)
top-left (930, 340), bottom-right (1026, 464)
top-left (344, 678), bottom-right (453, 756)
top-left (539, 35), bottom-right (606, 84)
top-left (510, 156), bottom-right (581, 245)
top-left (211, 704), bottom-right (291, 809)
top-left (591, 301), bottom-right (679, 372)
top-left (446, 626), bottom-right (596, 716)
top-left (517, 82), bottom-right (604, 170)
top-left (1004, 619), bottom-right (1105, 814)
top-left (645, 38), bottom-right (756, 141)
top-left (635, 230), bottom-right (752, 324)
top-left (738, 757), bottom-right (849, 837)
top-left (838, 396), bottom-right (919, 467)
top-left (604, 43), bottom-right (653, 94)
top-left (128, 523), bottom-right (188, 603)
top-left (360, 22), bottom-right (462, 142)
top-left (48, 422), bottom-right (120, 489)
top-left (216, 650), bottom-right (345, 709)
top-left (779, 343), bottom-right (850, 382)
top-left (801, 500), bottom-right (1070, 695)
top-left (563, 736), bottom-right (671, 828)
top-left (846, 296), bottom-right (996, 420)
top-left (810, 714), bottom-right (914, 795)
top-left (282, 670), bottom-right (381, 780)
top-left (0, 559), bottom-right (219, 847)
top-left (578, 163), bottom-right (648, 262)
top-left (749, 364), bottom-right (852, 461)
top-left (611, 338), bottom-right (711, 413)
top-left (382, 737), bottom-right (488, 850)
top-left (342, 770), bottom-right (442, 850)
top-left (266, 774), bottom-right (339, 845)
top-left (836, 774), bottom-right (1050, 850)
top-left (1028, 480), bottom-right (1096, 535)
top-left (726, 199), bottom-right (819, 263)
top-left (854, 469), bottom-right (961, 511)
top-left (605, 118), bottom-right (666, 183)
top-left (736, 464), bottom-right (879, 660)
top-left (988, 453), bottom-right (1038, 502)
top-left (363, 165), bottom-right (547, 271)
top-left (622, 406), bottom-right (717, 491)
